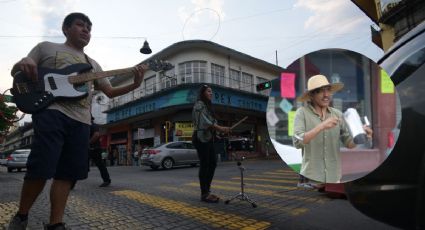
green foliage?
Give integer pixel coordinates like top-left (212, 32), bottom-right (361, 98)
top-left (0, 95), bottom-right (18, 134)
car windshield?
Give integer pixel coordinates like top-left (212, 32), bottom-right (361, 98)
top-left (379, 26), bottom-right (425, 86)
top-left (151, 143), bottom-right (167, 148)
top-left (13, 150), bottom-right (30, 155)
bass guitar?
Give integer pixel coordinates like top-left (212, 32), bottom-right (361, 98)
top-left (11, 59), bottom-right (173, 114)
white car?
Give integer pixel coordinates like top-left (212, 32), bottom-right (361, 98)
top-left (5, 149), bottom-right (30, 173)
top-left (140, 141), bottom-right (199, 170)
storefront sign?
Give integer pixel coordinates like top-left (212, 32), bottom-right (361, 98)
top-left (107, 86), bottom-right (267, 123)
top-left (280, 73), bottom-right (296, 98)
top-left (175, 122), bottom-right (194, 137)
top-left (287, 111), bottom-right (296, 136)
top-left (380, 69), bottom-right (394, 94)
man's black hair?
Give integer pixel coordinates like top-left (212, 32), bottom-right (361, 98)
top-left (62, 12), bottom-right (92, 35)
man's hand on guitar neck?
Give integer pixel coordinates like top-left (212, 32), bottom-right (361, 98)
top-left (132, 63), bottom-right (148, 86)
top-left (12, 57), bottom-right (38, 82)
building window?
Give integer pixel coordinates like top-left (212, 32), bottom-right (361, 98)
top-left (160, 72), bottom-right (177, 90)
top-left (241, 72), bottom-right (253, 92)
top-left (211, 63), bottom-right (225, 85)
top-left (145, 75), bottom-right (156, 95)
top-left (179, 61), bottom-right (207, 83)
top-left (380, 0), bottom-right (402, 14)
top-left (229, 68), bottom-right (240, 89)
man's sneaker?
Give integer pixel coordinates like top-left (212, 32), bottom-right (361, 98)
top-left (6, 214), bottom-right (28, 230)
top-left (297, 182), bottom-right (314, 189)
top-left (99, 180), bottom-right (111, 187)
top-left (43, 222), bottom-right (71, 230)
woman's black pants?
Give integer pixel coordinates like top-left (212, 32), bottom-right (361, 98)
top-left (195, 140), bottom-right (217, 197)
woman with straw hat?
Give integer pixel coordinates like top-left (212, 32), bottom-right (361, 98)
top-left (292, 75), bottom-right (372, 183)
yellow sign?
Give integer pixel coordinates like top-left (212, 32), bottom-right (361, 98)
top-left (175, 122), bottom-right (194, 137)
top-left (381, 69), bottom-right (394, 94)
top-left (288, 111), bottom-right (296, 136)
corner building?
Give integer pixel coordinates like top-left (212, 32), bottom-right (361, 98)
top-left (98, 40), bottom-right (284, 162)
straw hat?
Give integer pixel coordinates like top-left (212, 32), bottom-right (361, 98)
top-left (297, 74), bottom-right (344, 102)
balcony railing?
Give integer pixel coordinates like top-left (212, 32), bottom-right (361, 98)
top-left (106, 73), bottom-right (269, 110)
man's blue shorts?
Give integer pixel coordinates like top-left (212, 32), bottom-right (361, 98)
top-left (25, 109), bottom-right (90, 181)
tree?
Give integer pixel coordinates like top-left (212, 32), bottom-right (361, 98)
top-left (0, 94), bottom-right (18, 135)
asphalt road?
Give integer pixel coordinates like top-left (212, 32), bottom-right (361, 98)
top-left (0, 159), bottom-right (400, 229)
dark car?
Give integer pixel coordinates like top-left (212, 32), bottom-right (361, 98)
top-left (5, 149), bottom-right (30, 173)
top-left (140, 141), bottom-right (199, 170)
top-left (345, 21), bottom-right (425, 229)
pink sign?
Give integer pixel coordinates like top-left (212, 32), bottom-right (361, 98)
top-left (280, 73), bottom-right (296, 98)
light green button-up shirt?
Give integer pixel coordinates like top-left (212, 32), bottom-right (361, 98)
top-left (293, 103), bottom-right (353, 183)
top-left (192, 100), bottom-right (217, 143)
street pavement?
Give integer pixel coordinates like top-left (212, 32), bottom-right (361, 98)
top-left (0, 159), bottom-right (400, 230)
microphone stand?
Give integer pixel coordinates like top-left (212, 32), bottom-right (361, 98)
top-left (224, 156), bottom-right (257, 208)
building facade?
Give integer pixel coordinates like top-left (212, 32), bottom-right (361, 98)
top-left (97, 40), bottom-right (284, 163)
top-left (352, 0), bottom-right (425, 51)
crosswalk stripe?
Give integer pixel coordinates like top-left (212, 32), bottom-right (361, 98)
top-left (0, 202), bottom-right (18, 226)
top-left (231, 177), bottom-right (298, 184)
top-left (213, 180), bottom-right (298, 191)
top-left (158, 186), bottom-right (309, 216)
top-left (112, 190), bottom-right (271, 230)
top-left (185, 183), bottom-right (325, 203)
top-left (261, 172), bottom-right (299, 177)
top-left (250, 174), bottom-right (299, 180)
top-left (273, 169), bottom-right (295, 173)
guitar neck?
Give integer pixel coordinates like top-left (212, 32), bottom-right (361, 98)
top-left (69, 67), bottom-right (135, 84)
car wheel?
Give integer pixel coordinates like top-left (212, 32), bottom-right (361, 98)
top-left (7, 167), bottom-right (13, 173)
top-left (162, 158), bottom-right (174, 169)
top-left (150, 165), bottom-right (159, 170)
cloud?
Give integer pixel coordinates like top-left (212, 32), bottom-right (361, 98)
top-left (25, 0), bottom-right (79, 36)
top-left (294, 0), bottom-right (370, 34)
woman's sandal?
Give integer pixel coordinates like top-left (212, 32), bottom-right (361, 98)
top-left (201, 194), bottom-right (219, 203)
top-left (208, 194), bottom-right (220, 201)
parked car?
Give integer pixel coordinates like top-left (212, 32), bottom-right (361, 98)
top-left (345, 20), bottom-right (425, 229)
top-left (227, 138), bottom-right (254, 151)
top-left (5, 149), bottom-right (31, 173)
top-left (140, 141), bottom-right (199, 170)
top-left (0, 154), bottom-right (8, 166)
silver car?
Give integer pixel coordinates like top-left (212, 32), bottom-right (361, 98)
top-left (140, 141), bottom-right (199, 170)
top-left (6, 149), bottom-right (30, 173)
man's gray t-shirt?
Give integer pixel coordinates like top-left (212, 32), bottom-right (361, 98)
top-left (27, 41), bottom-right (110, 124)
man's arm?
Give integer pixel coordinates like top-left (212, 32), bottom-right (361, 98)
top-left (302, 116), bottom-right (339, 144)
top-left (11, 57), bottom-right (38, 81)
top-left (344, 125), bottom-right (373, 149)
top-left (97, 64), bottom-right (148, 98)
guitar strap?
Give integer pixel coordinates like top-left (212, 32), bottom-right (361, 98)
top-left (84, 54), bottom-right (94, 70)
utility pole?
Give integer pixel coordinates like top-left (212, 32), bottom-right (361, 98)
top-left (275, 50), bottom-right (278, 66)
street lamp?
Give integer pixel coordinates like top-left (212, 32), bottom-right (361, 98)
top-left (140, 40), bottom-right (152, 54)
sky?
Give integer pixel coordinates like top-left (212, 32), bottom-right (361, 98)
top-left (0, 0), bottom-right (384, 124)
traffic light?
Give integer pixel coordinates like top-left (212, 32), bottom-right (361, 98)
top-left (256, 81), bottom-right (271, 91)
